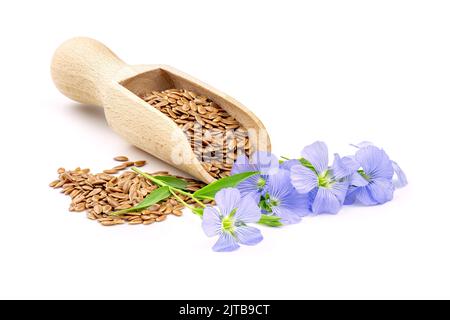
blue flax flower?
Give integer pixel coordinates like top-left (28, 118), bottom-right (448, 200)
top-left (261, 169), bottom-right (310, 224)
top-left (231, 151), bottom-right (279, 201)
top-left (280, 159), bottom-right (300, 171)
top-left (290, 141), bottom-right (358, 214)
top-left (202, 188), bottom-right (263, 252)
top-left (344, 145), bottom-right (407, 205)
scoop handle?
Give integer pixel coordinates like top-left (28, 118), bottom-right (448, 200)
top-left (51, 37), bottom-right (126, 106)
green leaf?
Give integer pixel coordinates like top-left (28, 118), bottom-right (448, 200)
top-left (153, 176), bottom-right (188, 190)
top-left (110, 186), bottom-right (171, 216)
top-left (300, 158), bottom-right (317, 174)
top-left (193, 171), bottom-right (259, 200)
top-left (357, 169), bottom-right (370, 181)
top-left (258, 214), bottom-right (283, 227)
top-left (258, 194), bottom-right (271, 212)
top-left (192, 207), bottom-right (204, 216)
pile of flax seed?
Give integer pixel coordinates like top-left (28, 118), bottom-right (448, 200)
top-left (49, 156), bottom-right (205, 226)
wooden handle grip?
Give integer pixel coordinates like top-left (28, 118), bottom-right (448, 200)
top-left (51, 37), bottom-right (126, 106)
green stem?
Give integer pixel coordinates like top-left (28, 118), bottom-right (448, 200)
top-left (169, 189), bottom-right (195, 211)
top-left (132, 167), bottom-right (206, 208)
top-left (280, 156), bottom-right (291, 160)
top-left (131, 167), bottom-right (166, 186)
top-left (176, 189), bottom-right (206, 208)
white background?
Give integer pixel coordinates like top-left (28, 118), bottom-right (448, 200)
top-left (0, 0), bottom-right (448, 300)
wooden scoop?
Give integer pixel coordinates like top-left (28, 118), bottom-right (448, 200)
top-left (51, 37), bottom-right (271, 183)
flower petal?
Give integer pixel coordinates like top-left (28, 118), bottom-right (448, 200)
top-left (201, 206), bottom-right (222, 237)
top-left (350, 141), bottom-right (374, 149)
top-left (251, 151), bottom-right (279, 175)
top-left (312, 187), bottom-right (342, 214)
top-left (272, 206), bottom-right (303, 224)
top-left (284, 193), bottom-right (311, 216)
top-left (350, 172), bottom-right (369, 187)
top-left (235, 226), bottom-right (263, 246)
top-left (235, 174), bottom-right (265, 201)
top-left (291, 164), bottom-right (318, 194)
top-left (212, 232), bottom-right (240, 252)
top-left (367, 178), bottom-right (394, 204)
top-left (264, 169), bottom-right (310, 223)
top-left (215, 188), bottom-right (241, 216)
top-left (344, 187), bottom-right (357, 205)
top-left (301, 141), bottom-right (329, 174)
top-left (332, 153), bottom-right (359, 179)
top-left (329, 180), bottom-right (350, 204)
top-left (355, 186), bottom-right (378, 205)
top-left (280, 159), bottom-right (300, 171)
top-left (355, 146), bottom-right (394, 180)
top-left (234, 195), bottom-right (261, 224)
top-left (392, 161), bottom-right (408, 188)
top-left (231, 154), bottom-right (256, 175)
top-left (265, 169), bottom-right (292, 199)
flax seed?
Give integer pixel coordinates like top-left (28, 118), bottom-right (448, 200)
top-left (156, 215), bottom-right (167, 222)
top-left (49, 180), bottom-right (60, 187)
top-left (142, 89), bottom-right (250, 178)
top-left (93, 205), bottom-right (103, 215)
top-left (87, 212), bottom-right (97, 220)
top-left (50, 162), bottom-right (206, 227)
top-left (100, 221), bottom-right (118, 226)
top-left (172, 210), bottom-right (183, 216)
top-left (113, 164), bottom-right (128, 171)
top-left (103, 169), bottom-right (118, 174)
top-left (134, 160), bottom-right (147, 167)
